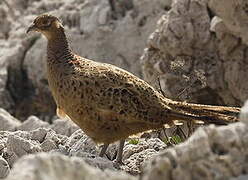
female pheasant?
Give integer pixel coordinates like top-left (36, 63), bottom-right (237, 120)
top-left (27, 14), bottom-right (240, 163)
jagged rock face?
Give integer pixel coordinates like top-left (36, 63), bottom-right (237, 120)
top-left (141, 0), bottom-right (248, 106)
top-left (0, 0), bottom-right (170, 120)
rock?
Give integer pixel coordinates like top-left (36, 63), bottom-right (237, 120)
top-left (208, 0), bottom-right (248, 45)
top-left (141, 0), bottom-right (248, 107)
top-left (0, 108), bottom-right (20, 131)
top-left (0, 156), bottom-right (10, 179)
top-left (231, 175), bottom-right (248, 180)
top-left (82, 156), bottom-right (115, 171)
top-left (17, 115), bottom-right (49, 131)
top-left (69, 136), bottom-right (98, 157)
top-left (65, 129), bottom-right (87, 147)
top-left (141, 122), bottom-right (248, 180)
top-left (122, 138), bottom-right (166, 174)
top-left (50, 118), bottom-right (79, 136)
top-left (29, 128), bottom-right (48, 142)
top-left (5, 134), bottom-right (42, 166)
top-left (6, 153), bottom-right (137, 180)
top-left (240, 100), bottom-right (248, 124)
top-left (0, 128), bottom-right (67, 168)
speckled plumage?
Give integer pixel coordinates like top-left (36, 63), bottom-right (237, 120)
top-left (28, 14), bottom-right (240, 146)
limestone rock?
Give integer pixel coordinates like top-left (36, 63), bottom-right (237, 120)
top-left (240, 101), bottom-right (248, 124)
top-left (6, 153), bottom-right (137, 180)
top-left (50, 118), bottom-right (79, 136)
top-left (141, 0), bottom-right (248, 106)
top-left (17, 115), bottom-right (49, 131)
top-left (0, 156), bottom-right (10, 179)
top-left (0, 128), bottom-right (67, 168)
top-left (0, 108), bottom-right (20, 131)
top-left (122, 138), bottom-right (167, 174)
top-left (141, 122), bottom-right (248, 180)
top-left (208, 0), bottom-right (248, 45)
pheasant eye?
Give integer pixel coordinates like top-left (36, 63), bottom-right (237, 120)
top-left (42, 19), bottom-right (50, 26)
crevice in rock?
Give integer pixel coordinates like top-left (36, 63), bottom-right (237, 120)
top-left (191, 87), bottom-right (225, 105)
top-left (206, 6), bottom-right (215, 20)
top-left (6, 37), bottom-right (38, 120)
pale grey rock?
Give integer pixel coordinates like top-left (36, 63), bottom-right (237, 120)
top-left (0, 108), bottom-right (20, 131)
top-left (50, 118), bottom-right (79, 136)
top-left (208, 0), bottom-right (248, 45)
top-left (40, 139), bottom-right (57, 152)
top-left (0, 128), bottom-right (67, 168)
top-left (240, 100), bottom-right (248, 124)
top-left (17, 115), bottom-right (49, 131)
top-left (79, 0), bottom-right (110, 33)
top-left (6, 153), bottom-right (137, 180)
top-left (6, 134), bottom-right (42, 166)
top-left (0, 5), bottom-right (12, 39)
top-left (231, 175), bottom-right (248, 180)
top-left (69, 136), bottom-right (98, 157)
top-left (141, 122), bottom-right (248, 180)
top-left (29, 128), bottom-right (48, 142)
top-left (123, 138), bottom-right (166, 160)
top-left (82, 156), bottom-right (115, 171)
top-left (122, 138), bottom-right (166, 174)
top-left (0, 156), bottom-right (10, 179)
top-left (43, 129), bottom-right (68, 147)
top-left (141, 0), bottom-right (248, 107)
top-left (65, 129), bottom-right (87, 147)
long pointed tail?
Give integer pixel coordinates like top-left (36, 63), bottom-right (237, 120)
top-left (166, 101), bottom-right (240, 125)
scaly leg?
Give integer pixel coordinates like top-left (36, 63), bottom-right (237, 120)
top-left (99, 143), bottom-right (109, 157)
top-left (116, 139), bottom-right (125, 164)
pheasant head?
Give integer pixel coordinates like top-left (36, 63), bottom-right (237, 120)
top-left (26, 14), bottom-right (64, 40)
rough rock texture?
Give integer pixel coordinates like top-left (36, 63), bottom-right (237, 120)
top-left (0, 101), bottom-right (246, 179)
top-left (141, 102), bottom-right (248, 180)
top-left (0, 156), bottom-right (10, 179)
top-left (141, 0), bottom-right (248, 107)
top-left (0, 0), bottom-right (170, 120)
top-left (6, 153), bottom-right (137, 180)
top-left (16, 116), bottom-right (49, 131)
top-left (0, 128), bottom-right (67, 167)
top-left (0, 108), bottom-right (20, 131)
top-left (50, 118), bottom-right (79, 136)
top-left (122, 138), bottom-right (167, 174)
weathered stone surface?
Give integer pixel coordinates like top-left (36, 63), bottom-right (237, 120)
top-left (141, 0), bottom-right (248, 107)
top-left (122, 138), bottom-right (167, 174)
top-left (0, 156), bottom-right (10, 179)
top-left (50, 118), bottom-right (79, 136)
top-left (0, 108), bottom-right (20, 131)
top-left (141, 122), bottom-right (248, 180)
top-left (17, 115), bottom-right (49, 131)
top-left (240, 101), bottom-right (248, 124)
top-left (208, 0), bottom-right (248, 45)
top-left (6, 153), bottom-right (137, 180)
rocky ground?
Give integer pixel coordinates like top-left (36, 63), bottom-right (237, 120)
top-left (0, 0), bottom-right (248, 179)
top-left (0, 102), bottom-right (247, 180)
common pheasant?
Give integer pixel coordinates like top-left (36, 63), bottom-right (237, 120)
top-left (27, 14), bottom-right (240, 163)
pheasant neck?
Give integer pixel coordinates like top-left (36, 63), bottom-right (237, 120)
top-left (47, 28), bottom-right (74, 63)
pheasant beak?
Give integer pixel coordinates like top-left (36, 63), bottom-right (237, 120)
top-left (26, 23), bottom-right (37, 33)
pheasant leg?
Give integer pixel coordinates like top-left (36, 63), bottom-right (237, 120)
top-left (99, 143), bottom-right (109, 157)
top-left (116, 139), bottom-right (125, 164)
